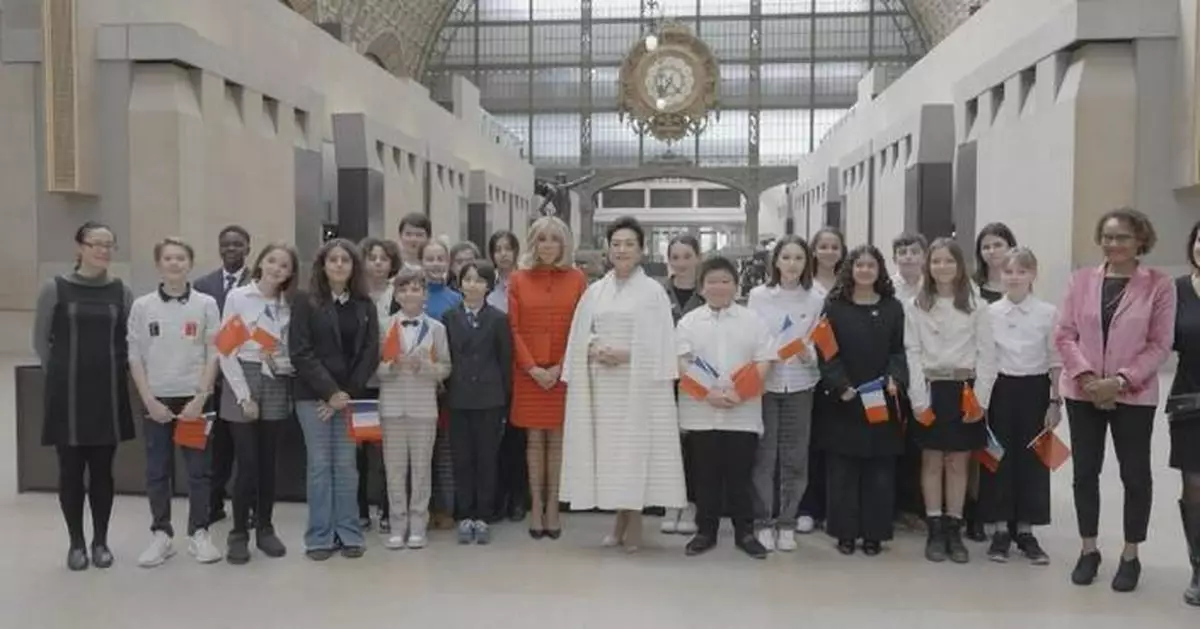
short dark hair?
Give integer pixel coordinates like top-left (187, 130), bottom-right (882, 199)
top-left (1095, 207), bottom-right (1157, 256)
top-left (218, 225), bottom-right (250, 244)
top-left (153, 237), bottom-right (195, 263)
top-left (828, 244), bottom-right (895, 302)
top-left (487, 230), bottom-right (520, 263)
top-left (606, 215), bottom-right (645, 249)
top-left (892, 232), bottom-right (927, 254)
top-left (392, 267), bottom-right (427, 292)
top-left (767, 235), bottom-right (814, 290)
top-left (667, 234), bottom-right (701, 258)
top-left (973, 222), bottom-right (1018, 286)
top-left (449, 240), bottom-right (480, 263)
top-left (308, 238), bottom-right (368, 305)
top-left (398, 212), bottom-right (431, 237)
top-left (458, 260), bottom-right (497, 292)
top-left (359, 237), bottom-right (402, 278)
top-left (698, 256), bottom-right (738, 286)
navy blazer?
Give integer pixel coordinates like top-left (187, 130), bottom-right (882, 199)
top-left (442, 303), bottom-right (512, 411)
top-left (194, 268), bottom-right (243, 314)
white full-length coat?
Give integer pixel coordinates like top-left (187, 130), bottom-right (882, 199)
top-left (559, 267), bottom-right (686, 511)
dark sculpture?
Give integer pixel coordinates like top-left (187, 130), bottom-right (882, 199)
top-left (534, 171), bottom-right (596, 222)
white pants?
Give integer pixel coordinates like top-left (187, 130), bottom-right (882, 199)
top-left (381, 415), bottom-right (438, 537)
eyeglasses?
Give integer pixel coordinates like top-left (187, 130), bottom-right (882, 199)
top-left (84, 241), bottom-right (118, 251)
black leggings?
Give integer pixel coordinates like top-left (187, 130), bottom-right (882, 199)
top-left (1066, 401), bottom-right (1154, 543)
top-left (56, 445), bottom-right (117, 549)
top-left (1185, 472), bottom-right (1200, 503)
top-left (228, 421), bottom-right (283, 534)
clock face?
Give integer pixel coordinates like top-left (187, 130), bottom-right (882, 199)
top-left (642, 54), bottom-right (696, 111)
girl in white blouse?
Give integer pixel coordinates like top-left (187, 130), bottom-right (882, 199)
top-left (747, 236), bottom-right (824, 552)
top-left (979, 247), bottom-right (1061, 566)
top-left (905, 238), bottom-right (997, 565)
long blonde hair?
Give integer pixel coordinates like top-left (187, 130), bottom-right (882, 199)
top-left (519, 216), bottom-right (574, 270)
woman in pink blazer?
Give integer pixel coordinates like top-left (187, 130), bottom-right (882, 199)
top-left (1054, 208), bottom-right (1175, 593)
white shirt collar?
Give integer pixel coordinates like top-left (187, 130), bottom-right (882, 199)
top-left (332, 291), bottom-right (350, 305)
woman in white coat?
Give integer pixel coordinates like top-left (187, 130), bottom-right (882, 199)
top-left (560, 216), bottom-right (686, 552)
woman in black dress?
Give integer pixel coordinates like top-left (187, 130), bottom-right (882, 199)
top-left (33, 221), bottom-right (135, 571)
top-left (1171, 221), bottom-right (1200, 606)
top-left (817, 245), bottom-right (908, 556)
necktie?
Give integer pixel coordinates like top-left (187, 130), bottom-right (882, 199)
top-left (224, 273), bottom-right (236, 293)
top-left (401, 320), bottom-right (420, 328)
top-left (466, 310), bottom-right (478, 329)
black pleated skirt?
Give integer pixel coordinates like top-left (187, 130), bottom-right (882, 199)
top-left (914, 379), bottom-right (985, 452)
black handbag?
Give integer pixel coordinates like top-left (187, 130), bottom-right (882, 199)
top-left (1166, 392), bottom-right (1200, 420)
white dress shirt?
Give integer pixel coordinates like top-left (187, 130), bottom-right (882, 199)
top-left (891, 272), bottom-right (921, 305)
top-left (218, 281), bottom-right (293, 402)
top-left (746, 284), bottom-right (823, 393)
top-left (989, 295), bottom-right (1061, 376)
top-left (904, 295), bottom-right (998, 411)
top-left (487, 274), bottom-right (509, 313)
top-left (676, 304), bottom-right (776, 434)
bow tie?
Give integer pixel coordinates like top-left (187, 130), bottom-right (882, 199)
top-left (401, 320), bottom-right (421, 328)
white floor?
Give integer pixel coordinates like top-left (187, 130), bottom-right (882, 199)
top-left (0, 355), bottom-right (1196, 628)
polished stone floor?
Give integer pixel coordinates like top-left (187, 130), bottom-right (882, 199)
top-left (1, 358), bottom-right (1196, 628)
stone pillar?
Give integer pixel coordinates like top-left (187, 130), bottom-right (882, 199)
top-left (744, 196), bottom-right (759, 244)
top-left (578, 191), bottom-right (596, 249)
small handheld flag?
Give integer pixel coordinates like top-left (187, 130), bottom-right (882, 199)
top-left (173, 412), bottom-right (216, 450)
top-left (857, 378), bottom-right (890, 424)
top-left (731, 363), bottom-right (765, 401)
top-left (679, 356), bottom-right (721, 401)
top-left (961, 384), bottom-right (985, 422)
top-left (777, 315), bottom-right (807, 361)
top-left (915, 406), bottom-right (936, 427)
top-left (381, 321), bottom-right (401, 363)
top-left (250, 326), bottom-right (279, 355)
top-left (1030, 429), bottom-right (1071, 471)
top-left (215, 315), bottom-right (251, 356)
top-left (346, 400), bottom-right (383, 443)
top-left (974, 424), bottom-right (1005, 473)
top-left (809, 317), bottom-right (839, 360)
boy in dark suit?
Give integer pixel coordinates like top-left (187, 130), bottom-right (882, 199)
top-left (442, 261), bottom-right (513, 545)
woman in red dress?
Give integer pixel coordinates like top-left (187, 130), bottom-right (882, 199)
top-left (508, 216), bottom-right (588, 539)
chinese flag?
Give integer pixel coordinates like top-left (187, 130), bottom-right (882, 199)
top-left (173, 414), bottom-right (214, 450)
top-left (1033, 431), bottom-right (1071, 471)
top-left (809, 317), bottom-right (839, 360)
top-left (916, 407), bottom-right (936, 427)
top-left (731, 363), bottom-right (765, 401)
top-left (214, 315), bottom-right (251, 356)
top-left (250, 326), bottom-right (279, 355)
top-left (961, 384), bottom-right (985, 423)
top-left (381, 321), bottom-right (401, 363)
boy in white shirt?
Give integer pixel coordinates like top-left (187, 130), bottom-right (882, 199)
top-left (677, 257), bottom-right (775, 559)
top-left (127, 238), bottom-right (223, 567)
top-left (891, 232), bottom-right (927, 531)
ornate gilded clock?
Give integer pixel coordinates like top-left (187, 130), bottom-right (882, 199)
top-left (618, 22), bottom-right (720, 143)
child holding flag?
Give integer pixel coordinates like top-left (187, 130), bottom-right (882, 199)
top-left (979, 248), bottom-right (1061, 565)
top-left (677, 256), bottom-right (775, 559)
top-left (746, 236), bottom-right (824, 552)
top-left (905, 238), bottom-right (997, 564)
top-left (815, 245), bottom-right (908, 556)
top-left (377, 269), bottom-right (452, 550)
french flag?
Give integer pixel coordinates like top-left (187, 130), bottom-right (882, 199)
top-left (856, 377), bottom-right (890, 424)
top-left (679, 355), bottom-right (721, 402)
top-left (777, 315), bottom-right (807, 361)
top-left (346, 400), bottom-right (382, 443)
top-left (975, 424), bottom-right (1005, 473)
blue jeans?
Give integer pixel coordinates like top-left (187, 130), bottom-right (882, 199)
top-left (144, 398), bottom-right (211, 537)
top-left (296, 401), bottom-right (363, 550)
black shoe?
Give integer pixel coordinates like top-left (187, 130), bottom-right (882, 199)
top-left (1180, 500), bottom-right (1200, 606)
top-left (965, 520), bottom-right (988, 543)
top-left (90, 544), bottom-right (114, 569)
top-left (1015, 533), bottom-right (1050, 566)
top-left (306, 548), bottom-right (334, 561)
top-left (987, 532), bottom-right (1012, 563)
top-left (735, 534), bottom-right (768, 560)
top-left (378, 517), bottom-right (391, 535)
top-left (545, 529), bottom-right (562, 540)
top-left (1111, 556), bottom-right (1141, 593)
top-left (686, 534), bottom-right (718, 556)
top-left (359, 517), bottom-right (372, 532)
top-left (964, 502), bottom-right (987, 543)
top-left (208, 508), bottom-right (227, 526)
top-left (340, 546), bottom-right (365, 559)
top-left (227, 531), bottom-right (251, 565)
top-left (925, 516), bottom-right (948, 563)
top-left (256, 527), bottom-right (287, 558)
top-left (861, 540), bottom-right (882, 556)
top-left (509, 504), bottom-right (528, 523)
top-left (837, 539), bottom-right (856, 555)
top-left (529, 528), bottom-right (545, 540)
top-left (944, 518), bottom-right (970, 564)
top-left (66, 547), bottom-right (89, 572)
top-left (1071, 551), bottom-right (1101, 585)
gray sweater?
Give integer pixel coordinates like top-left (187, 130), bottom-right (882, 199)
top-left (33, 272), bottom-right (135, 366)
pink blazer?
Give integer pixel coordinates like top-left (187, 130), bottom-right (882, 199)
top-left (1054, 264), bottom-right (1176, 407)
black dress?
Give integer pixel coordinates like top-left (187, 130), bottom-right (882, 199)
top-left (1169, 275), bottom-right (1200, 472)
top-left (42, 276), bottom-right (134, 447)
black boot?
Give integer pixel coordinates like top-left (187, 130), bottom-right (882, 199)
top-left (945, 517), bottom-right (970, 564)
top-left (925, 516), bottom-right (947, 563)
top-left (964, 500), bottom-right (986, 543)
top-left (1181, 500), bottom-right (1200, 607)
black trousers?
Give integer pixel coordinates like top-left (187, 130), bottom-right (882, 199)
top-left (227, 420), bottom-right (283, 535)
top-left (689, 430), bottom-right (757, 537)
top-left (356, 443), bottom-right (388, 519)
top-left (495, 420), bottom-right (528, 517)
top-left (208, 380), bottom-right (235, 517)
top-left (979, 375), bottom-right (1051, 525)
top-left (1066, 400), bottom-right (1154, 543)
top-left (826, 452), bottom-right (896, 542)
top-left (451, 408), bottom-right (506, 521)
top-left (57, 444), bottom-right (117, 549)
top-left (144, 398), bottom-right (212, 538)
top-left (895, 392), bottom-right (924, 516)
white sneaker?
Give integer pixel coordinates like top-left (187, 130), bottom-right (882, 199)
top-left (777, 528), bottom-right (797, 552)
top-left (796, 515), bottom-right (816, 534)
top-left (138, 531), bottom-right (175, 567)
top-left (188, 529), bottom-right (223, 564)
top-left (756, 528), bottom-right (777, 552)
top-left (676, 503), bottom-right (698, 535)
top-left (661, 508), bottom-right (680, 534)
top-left (406, 534), bottom-right (427, 549)
top-left (384, 535), bottom-right (407, 550)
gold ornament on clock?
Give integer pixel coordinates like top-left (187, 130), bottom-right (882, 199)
top-left (618, 22), bottom-right (720, 144)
